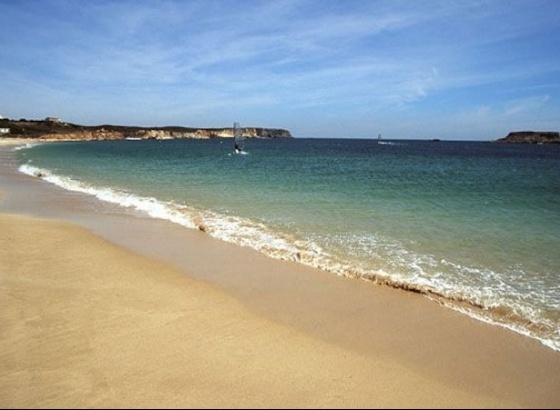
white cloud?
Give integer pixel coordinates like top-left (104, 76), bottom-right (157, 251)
top-left (1, 0), bottom-right (559, 138)
top-left (504, 95), bottom-right (550, 116)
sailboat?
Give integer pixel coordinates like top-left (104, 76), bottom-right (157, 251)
top-left (233, 122), bottom-right (245, 154)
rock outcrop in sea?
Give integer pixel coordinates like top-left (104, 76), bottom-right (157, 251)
top-left (495, 131), bottom-right (560, 144)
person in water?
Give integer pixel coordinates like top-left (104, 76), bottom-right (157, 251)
top-left (234, 142), bottom-right (241, 154)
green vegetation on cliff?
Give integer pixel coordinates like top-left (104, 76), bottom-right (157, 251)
top-left (495, 131), bottom-right (560, 144)
top-left (0, 118), bottom-right (293, 140)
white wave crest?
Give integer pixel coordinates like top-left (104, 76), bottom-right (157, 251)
top-left (18, 163), bottom-right (560, 352)
top-left (18, 163), bottom-right (327, 266)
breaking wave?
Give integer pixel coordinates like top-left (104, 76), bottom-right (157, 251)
top-left (19, 162), bottom-right (560, 352)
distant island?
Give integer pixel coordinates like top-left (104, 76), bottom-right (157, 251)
top-left (0, 117), bottom-right (293, 141)
top-left (495, 131), bottom-right (560, 144)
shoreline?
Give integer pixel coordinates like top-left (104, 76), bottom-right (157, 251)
top-left (1, 141), bottom-right (560, 407)
top-left (10, 138), bottom-right (560, 352)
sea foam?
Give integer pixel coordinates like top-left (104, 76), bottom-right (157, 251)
top-left (18, 156), bottom-right (560, 353)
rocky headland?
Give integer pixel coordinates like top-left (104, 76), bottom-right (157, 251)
top-left (0, 118), bottom-right (292, 141)
top-left (495, 131), bottom-right (560, 144)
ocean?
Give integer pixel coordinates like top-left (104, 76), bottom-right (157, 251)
top-left (16, 138), bottom-right (560, 351)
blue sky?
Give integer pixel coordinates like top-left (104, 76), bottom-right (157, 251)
top-left (1, 0), bottom-right (559, 139)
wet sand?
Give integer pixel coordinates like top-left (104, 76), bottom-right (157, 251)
top-left (1, 141), bottom-right (559, 408)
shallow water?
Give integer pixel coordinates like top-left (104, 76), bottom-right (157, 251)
top-left (17, 138), bottom-right (560, 350)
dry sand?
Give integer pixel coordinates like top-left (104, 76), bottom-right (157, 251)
top-left (1, 141), bottom-right (560, 408)
top-left (0, 138), bottom-right (38, 145)
top-left (0, 213), bottom-right (510, 408)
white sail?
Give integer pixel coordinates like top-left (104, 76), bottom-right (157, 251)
top-left (233, 122), bottom-right (244, 153)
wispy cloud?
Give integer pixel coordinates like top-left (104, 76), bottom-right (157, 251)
top-left (1, 0), bottom-right (559, 138)
top-left (503, 95), bottom-right (550, 116)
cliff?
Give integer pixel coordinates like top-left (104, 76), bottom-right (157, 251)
top-left (495, 131), bottom-right (560, 144)
top-left (0, 118), bottom-right (293, 141)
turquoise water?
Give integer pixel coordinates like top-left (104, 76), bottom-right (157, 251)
top-left (17, 138), bottom-right (560, 350)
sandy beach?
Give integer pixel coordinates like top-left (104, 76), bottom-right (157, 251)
top-left (1, 141), bottom-right (560, 408)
